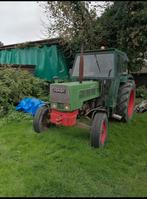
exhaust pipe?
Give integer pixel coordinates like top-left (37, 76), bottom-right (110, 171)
top-left (112, 113), bottom-right (122, 120)
top-left (79, 44), bottom-right (84, 83)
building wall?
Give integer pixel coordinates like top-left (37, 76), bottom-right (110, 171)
top-left (132, 73), bottom-right (147, 88)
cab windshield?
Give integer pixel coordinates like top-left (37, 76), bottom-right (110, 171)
top-left (71, 52), bottom-right (115, 79)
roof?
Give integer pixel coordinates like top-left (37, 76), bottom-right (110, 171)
top-left (0, 37), bottom-right (63, 50)
top-left (77, 48), bottom-right (126, 55)
top-left (76, 48), bottom-right (129, 62)
top-left (131, 66), bottom-right (147, 74)
top-left (0, 37), bottom-right (74, 69)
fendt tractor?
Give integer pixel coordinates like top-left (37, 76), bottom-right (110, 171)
top-left (33, 47), bottom-right (135, 148)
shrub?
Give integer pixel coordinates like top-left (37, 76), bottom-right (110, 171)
top-left (136, 85), bottom-right (147, 99)
top-left (0, 66), bottom-right (49, 116)
top-left (0, 106), bottom-right (33, 128)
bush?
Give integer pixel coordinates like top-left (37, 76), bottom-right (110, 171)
top-left (0, 107), bottom-right (32, 128)
top-left (0, 66), bottom-right (49, 116)
top-left (136, 85), bottom-right (147, 99)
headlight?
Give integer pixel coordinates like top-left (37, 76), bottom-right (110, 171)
top-left (52, 103), bottom-right (57, 109)
top-left (64, 104), bottom-right (70, 110)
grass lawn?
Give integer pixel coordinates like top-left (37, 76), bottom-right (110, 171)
top-left (0, 112), bottom-right (146, 197)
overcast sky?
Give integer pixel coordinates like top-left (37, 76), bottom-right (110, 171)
top-left (0, 1), bottom-right (47, 45)
top-left (0, 1), bottom-right (108, 46)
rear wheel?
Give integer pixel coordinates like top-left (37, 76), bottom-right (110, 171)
top-left (90, 112), bottom-right (108, 148)
top-left (116, 81), bottom-right (135, 122)
top-left (33, 105), bottom-right (50, 133)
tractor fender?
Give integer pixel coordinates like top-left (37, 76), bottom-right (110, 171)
top-left (120, 74), bottom-right (134, 84)
top-left (91, 108), bottom-right (107, 120)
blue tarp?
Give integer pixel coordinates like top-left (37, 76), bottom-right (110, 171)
top-left (16, 97), bottom-right (46, 116)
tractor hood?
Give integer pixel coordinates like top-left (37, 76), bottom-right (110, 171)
top-left (50, 81), bottom-right (100, 111)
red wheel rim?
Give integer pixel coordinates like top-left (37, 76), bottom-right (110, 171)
top-left (128, 89), bottom-right (135, 118)
top-left (100, 120), bottom-right (107, 145)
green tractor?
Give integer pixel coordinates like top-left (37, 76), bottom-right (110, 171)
top-left (33, 48), bottom-right (135, 148)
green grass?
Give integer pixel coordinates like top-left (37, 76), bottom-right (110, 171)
top-left (0, 112), bottom-right (146, 197)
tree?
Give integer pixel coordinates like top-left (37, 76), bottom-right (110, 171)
top-left (0, 41), bottom-right (4, 47)
top-left (99, 1), bottom-right (147, 71)
top-left (40, 1), bottom-right (112, 51)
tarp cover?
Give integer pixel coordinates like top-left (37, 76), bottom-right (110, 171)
top-left (0, 45), bottom-right (69, 81)
top-left (16, 97), bottom-right (46, 116)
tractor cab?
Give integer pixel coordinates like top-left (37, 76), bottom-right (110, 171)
top-left (71, 48), bottom-right (129, 80)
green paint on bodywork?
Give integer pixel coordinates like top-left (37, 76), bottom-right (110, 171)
top-left (50, 48), bottom-right (135, 115)
top-left (50, 81), bottom-right (100, 111)
top-left (106, 73), bottom-right (135, 110)
top-left (106, 78), bottom-right (120, 108)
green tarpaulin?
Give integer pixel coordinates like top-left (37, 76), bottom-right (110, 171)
top-left (0, 45), bottom-right (69, 81)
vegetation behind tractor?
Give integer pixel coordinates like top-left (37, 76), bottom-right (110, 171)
top-left (33, 48), bottom-right (135, 148)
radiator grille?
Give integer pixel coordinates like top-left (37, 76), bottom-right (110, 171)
top-left (57, 103), bottom-right (64, 109)
top-left (79, 88), bottom-right (97, 98)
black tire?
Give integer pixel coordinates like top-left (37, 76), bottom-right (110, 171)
top-left (116, 81), bottom-right (135, 122)
top-left (33, 105), bottom-right (50, 133)
top-left (90, 112), bottom-right (108, 148)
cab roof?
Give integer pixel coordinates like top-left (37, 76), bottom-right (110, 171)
top-left (76, 48), bottom-right (129, 62)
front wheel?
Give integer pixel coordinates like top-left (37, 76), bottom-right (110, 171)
top-left (33, 105), bottom-right (51, 133)
top-left (90, 112), bottom-right (108, 148)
